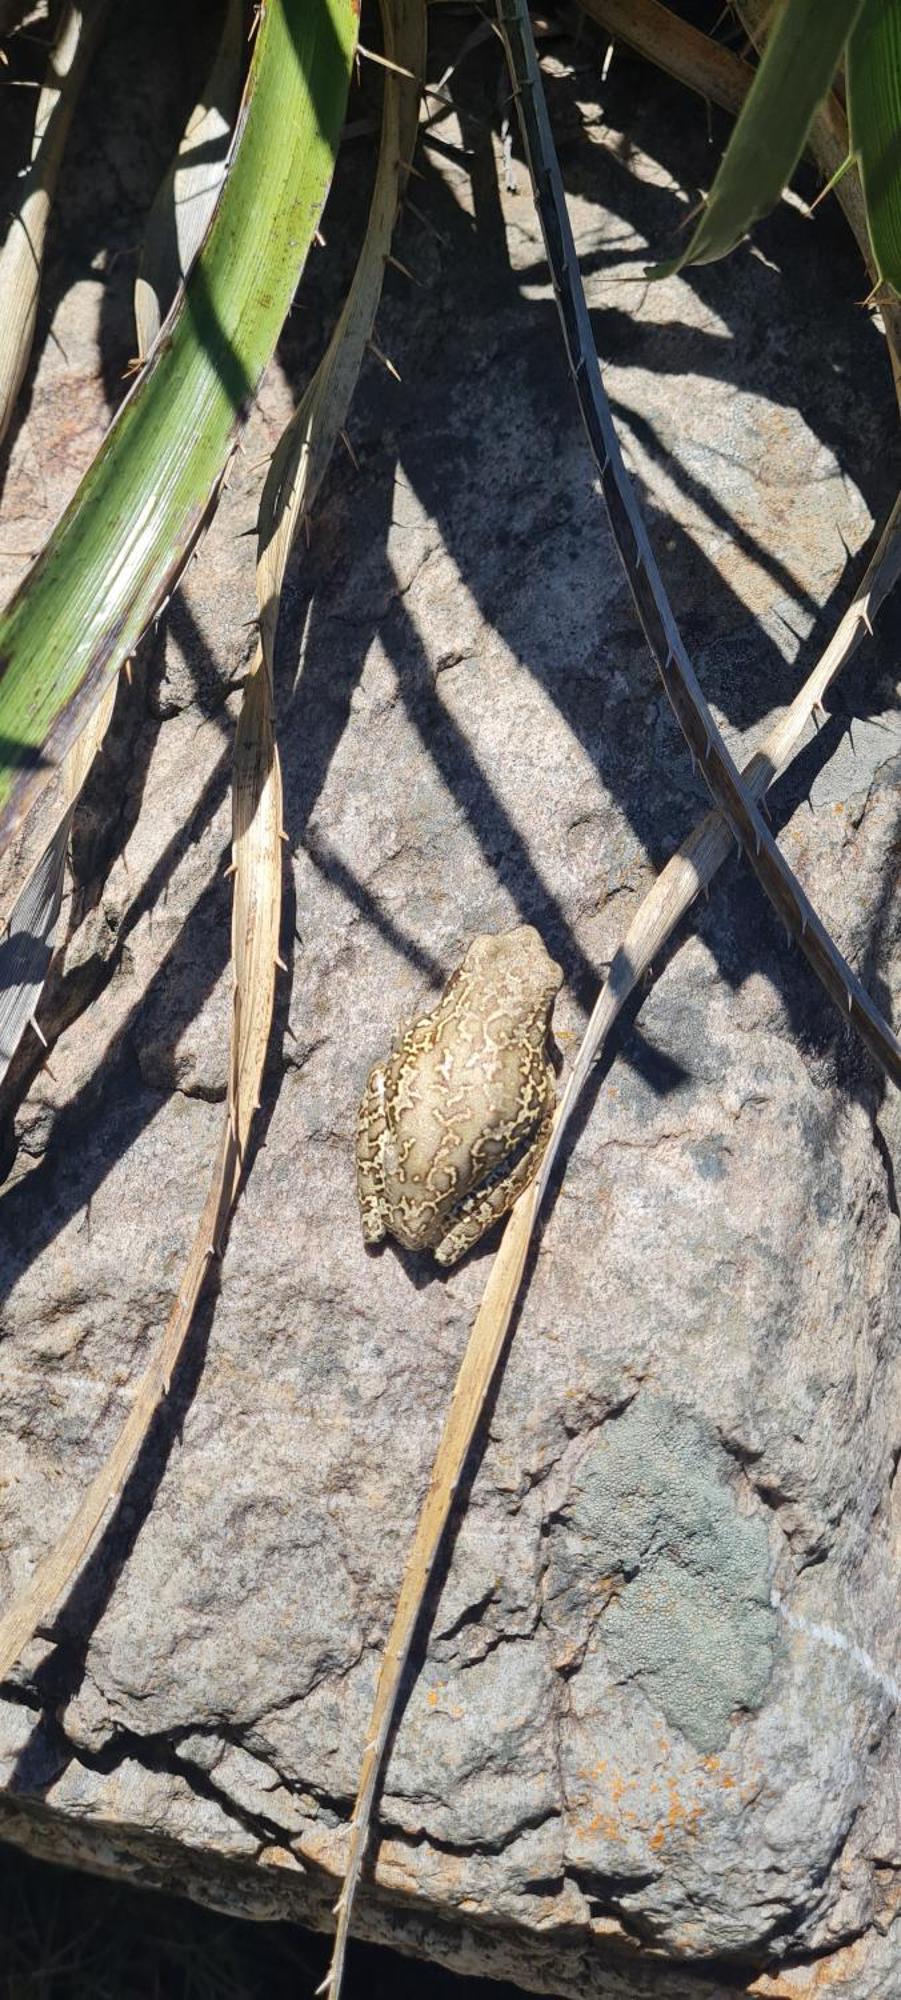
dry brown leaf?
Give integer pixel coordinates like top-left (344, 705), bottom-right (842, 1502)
top-left (577, 0), bottom-right (754, 117)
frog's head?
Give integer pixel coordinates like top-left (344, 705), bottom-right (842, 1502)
top-left (465, 925), bottom-right (564, 1014)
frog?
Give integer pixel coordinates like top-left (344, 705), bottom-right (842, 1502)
top-left (356, 925), bottom-right (564, 1266)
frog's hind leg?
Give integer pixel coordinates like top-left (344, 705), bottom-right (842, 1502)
top-left (357, 1063), bottom-right (389, 1245)
top-left (434, 1105), bottom-right (554, 1267)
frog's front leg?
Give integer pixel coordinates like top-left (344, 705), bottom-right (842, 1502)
top-left (356, 1063), bottom-right (389, 1245)
top-left (434, 1095), bottom-right (555, 1267)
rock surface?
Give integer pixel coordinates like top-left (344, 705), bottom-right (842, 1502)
top-left (1, 5), bottom-right (899, 1997)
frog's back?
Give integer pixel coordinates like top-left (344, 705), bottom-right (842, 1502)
top-left (381, 1034), bottom-right (548, 1242)
top-left (361, 925), bottom-right (563, 1256)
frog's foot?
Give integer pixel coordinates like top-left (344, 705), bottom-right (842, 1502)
top-left (356, 1063), bottom-right (388, 1245)
top-left (433, 1109), bottom-right (553, 1267)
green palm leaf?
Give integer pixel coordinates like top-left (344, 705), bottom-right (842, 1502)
top-left (0, 0), bottom-right (358, 853)
top-left (848, 0), bottom-right (901, 294)
top-left (651, 0), bottom-right (864, 276)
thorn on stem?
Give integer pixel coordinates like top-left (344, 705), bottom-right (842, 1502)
top-left (357, 44), bottom-right (418, 80)
top-left (385, 250), bottom-right (422, 286)
top-left (367, 337), bottom-right (402, 382)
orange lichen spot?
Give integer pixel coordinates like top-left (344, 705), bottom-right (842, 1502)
top-left (663, 1780), bottom-right (703, 1838)
top-left (576, 1809), bottom-right (623, 1842)
top-left (648, 1826), bottom-right (666, 1852)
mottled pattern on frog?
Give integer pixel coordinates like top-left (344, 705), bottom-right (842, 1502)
top-left (356, 927), bottom-right (563, 1266)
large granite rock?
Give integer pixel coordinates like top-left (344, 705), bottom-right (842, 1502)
top-left (0, 6), bottom-right (899, 1996)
